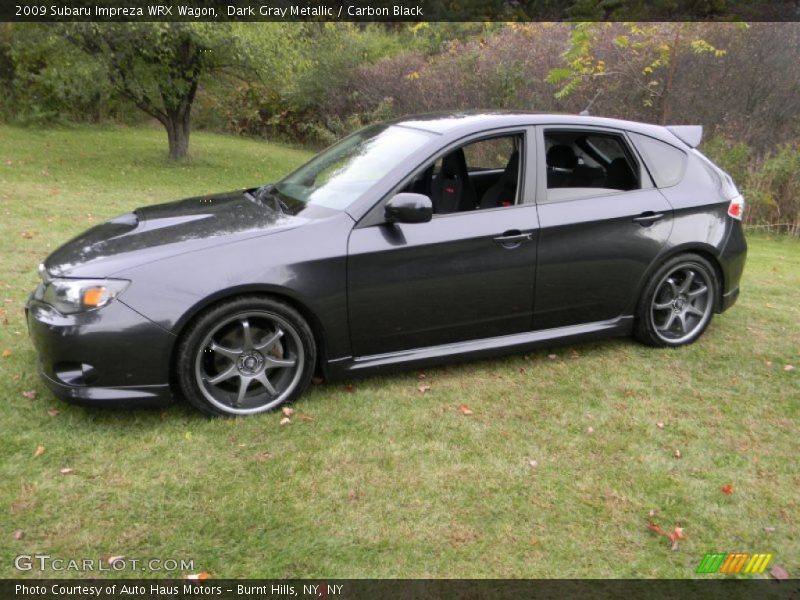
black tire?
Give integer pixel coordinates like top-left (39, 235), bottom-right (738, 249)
top-left (634, 253), bottom-right (718, 347)
top-left (175, 296), bottom-right (316, 417)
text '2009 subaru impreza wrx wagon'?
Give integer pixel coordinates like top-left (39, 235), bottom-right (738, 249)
top-left (27, 113), bottom-right (747, 416)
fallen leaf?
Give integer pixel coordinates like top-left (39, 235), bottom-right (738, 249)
top-left (720, 483), bottom-right (734, 495)
top-left (107, 555), bottom-right (125, 566)
top-left (1, 349), bottom-right (11, 358)
top-left (547, 353), bottom-right (557, 360)
top-left (656, 421), bottom-right (665, 429)
top-left (649, 509), bottom-right (658, 517)
top-left (186, 572), bottom-right (210, 580)
top-left (59, 468), bottom-right (74, 475)
top-left (33, 445), bottom-right (45, 458)
top-left (299, 414), bottom-right (314, 422)
top-left (254, 451), bottom-right (272, 462)
top-left (417, 372), bottom-right (426, 379)
top-left (279, 417), bottom-right (291, 426)
top-left (22, 390), bottom-right (37, 400)
top-left (586, 426), bottom-right (594, 434)
top-left (765, 360), bottom-right (773, 368)
top-left (673, 449), bottom-right (682, 459)
top-left (281, 406), bottom-right (295, 417)
top-left (570, 350), bottom-right (580, 358)
top-left (311, 376), bottom-right (324, 385)
top-left (764, 526), bottom-right (776, 533)
top-left (21, 231), bottom-right (33, 239)
top-left (770, 565), bottom-right (790, 581)
top-left (13, 529), bottom-right (23, 541)
top-left (458, 404), bottom-right (473, 416)
top-left (528, 459), bottom-right (538, 469)
top-left (647, 522), bottom-right (686, 551)
top-left (784, 364), bottom-right (795, 372)
top-left (417, 383), bottom-right (431, 394)
top-left (184, 431), bottom-right (192, 440)
top-left (47, 408), bottom-right (60, 417)
top-left (344, 384), bottom-right (354, 393)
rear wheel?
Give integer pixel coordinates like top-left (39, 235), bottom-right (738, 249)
top-left (176, 296), bottom-right (315, 416)
top-left (635, 254), bottom-right (717, 347)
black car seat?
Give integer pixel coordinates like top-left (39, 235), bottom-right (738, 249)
top-left (605, 157), bottom-right (637, 190)
top-left (430, 149), bottom-right (477, 214)
top-left (479, 151), bottom-right (520, 209)
top-left (546, 145), bottom-right (578, 188)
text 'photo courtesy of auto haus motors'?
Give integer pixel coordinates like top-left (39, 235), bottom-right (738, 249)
top-left (26, 113), bottom-right (747, 417)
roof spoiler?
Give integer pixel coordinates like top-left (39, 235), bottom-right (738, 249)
top-left (666, 125), bottom-right (703, 148)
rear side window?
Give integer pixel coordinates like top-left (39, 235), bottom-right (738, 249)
top-left (544, 130), bottom-right (640, 202)
top-left (630, 133), bottom-right (687, 188)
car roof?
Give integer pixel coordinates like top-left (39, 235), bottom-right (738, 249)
top-left (388, 111), bottom-right (688, 147)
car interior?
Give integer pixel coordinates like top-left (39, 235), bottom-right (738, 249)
top-left (402, 134), bottom-right (523, 215)
top-left (545, 131), bottom-right (639, 194)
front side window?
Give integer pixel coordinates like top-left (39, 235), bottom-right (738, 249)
top-left (402, 134), bottom-right (523, 214)
top-left (544, 130), bottom-right (640, 202)
top-left (274, 124), bottom-right (434, 211)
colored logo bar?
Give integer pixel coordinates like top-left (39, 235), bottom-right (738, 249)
top-left (696, 553), bottom-right (772, 574)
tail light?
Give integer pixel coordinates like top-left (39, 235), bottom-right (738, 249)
top-left (728, 195), bottom-right (745, 220)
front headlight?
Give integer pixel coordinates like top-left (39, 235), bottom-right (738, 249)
top-left (41, 278), bottom-right (130, 314)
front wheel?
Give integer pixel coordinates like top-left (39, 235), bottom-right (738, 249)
top-left (635, 254), bottom-right (718, 347)
top-left (176, 296), bottom-right (316, 416)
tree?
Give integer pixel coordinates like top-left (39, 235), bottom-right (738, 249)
top-left (63, 23), bottom-right (255, 159)
top-left (547, 23), bottom-right (739, 124)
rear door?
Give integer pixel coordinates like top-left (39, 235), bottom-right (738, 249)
top-left (533, 126), bottom-right (674, 330)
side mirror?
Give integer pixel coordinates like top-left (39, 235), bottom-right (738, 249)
top-left (384, 193), bottom-right (433, 224)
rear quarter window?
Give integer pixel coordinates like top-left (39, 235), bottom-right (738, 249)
top-left (630, 133), bottom-right (687, 188)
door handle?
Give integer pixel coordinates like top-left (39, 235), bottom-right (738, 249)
top-left (632, 212), bottom-right (664, 226)
top-left (493, 230), bottom-right (532, 247)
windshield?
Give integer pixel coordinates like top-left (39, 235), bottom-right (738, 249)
top-left (273, 124), bottom-right (435, 210)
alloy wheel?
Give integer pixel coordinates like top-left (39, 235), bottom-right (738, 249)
top-left (193, 311), bottom-right (304, 415)
top-left (650, 265), bottom-right (714, 344)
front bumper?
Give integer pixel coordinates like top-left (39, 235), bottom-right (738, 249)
top-left (26, 296), bottom-right (175, 407)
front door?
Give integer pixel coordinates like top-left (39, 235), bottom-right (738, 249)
top-left (347, 131), bottom-right (538, 357)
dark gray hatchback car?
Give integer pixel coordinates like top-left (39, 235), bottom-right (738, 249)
top-left (27, 113), bottom-right (747, 416)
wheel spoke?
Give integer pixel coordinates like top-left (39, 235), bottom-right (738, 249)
top-left (254, 328), bottom-right (283, 352)
top-left (678, 270), bottom-right (695, 294)
top-left (240, 319), bottom-right (254, 350)
top-left (687, 285), bottom-right (708, 298)
top-left (677, 312), bottom-right (688, 333)
top-left (666, 277), bottom-right (679, 298)
top-left (254, 371), bottom-right (278, 395)
top-left (654, 300), bottom-right (673, 310)
top-left (686, 304), bottom-right (705, 317)
top-left (206, 364), bottom-right (238, 385)
top-left (235, 375), bottom-right (252, 406)
top-left (265, 356), bottom-right (297, 369)
top-left (209, 341), bottom-right (239, 361)
top-left (658, 312), bottom-right (677, 332)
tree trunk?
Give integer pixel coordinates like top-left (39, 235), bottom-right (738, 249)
top-left (165, 110), bottom-right (191, 160)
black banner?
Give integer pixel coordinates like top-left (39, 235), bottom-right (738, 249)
top-left (3, 0), bottom-right (800, 22)
top-left (3, 579), bottom-right (800, 600)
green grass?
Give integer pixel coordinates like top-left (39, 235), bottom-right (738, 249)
top-left (1, 124), bottom-right (798, 579)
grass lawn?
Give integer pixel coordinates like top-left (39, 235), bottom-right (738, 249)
top-left (0, 124), bottom-right (797, 579)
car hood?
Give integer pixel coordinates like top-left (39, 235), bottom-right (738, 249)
top-left (44, 190), bottom-right (311, 278)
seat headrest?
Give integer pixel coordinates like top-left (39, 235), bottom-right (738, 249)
top-left (441, 149), bottom-right (467, 178)
top-left (500, 151), bottom-right (519, 184)
top-left (547, 145), bottom-right (577, 170)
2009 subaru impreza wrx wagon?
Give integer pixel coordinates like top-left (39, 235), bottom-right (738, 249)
top-left (27, 113), bottom-right (747, 416)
